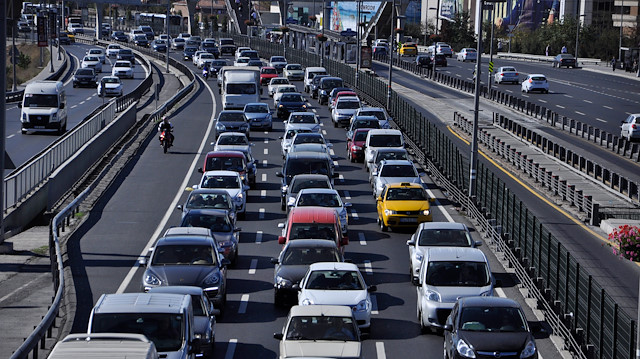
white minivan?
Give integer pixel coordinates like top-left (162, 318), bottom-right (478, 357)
top-left (303, 66), bottom-right (327, 93)
top-left (363, 129), bottom-right (404, 164)
top-left (20, 80), bottom-right (67, 135)
top-left (48, 333), bottom-right (158, 359)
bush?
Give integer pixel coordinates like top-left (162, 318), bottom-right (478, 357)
top-left (609, 225), bottom-right (640, 261)
top-left (17, 53), bottom-right (31, 69)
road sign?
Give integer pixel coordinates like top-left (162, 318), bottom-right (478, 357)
top-left (507, 24), bottom-right (516, 32)
top-left (488, 61), bottom-right (494, 73)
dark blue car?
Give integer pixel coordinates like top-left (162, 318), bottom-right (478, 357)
top-left (151, 39), bottom-right (168, 52)
top-left (111, 31), bottom-right (128, 42)
top-left (276, 93), bottom-right (309, 119)
top-left (183, 46), bottom-right (198, 60)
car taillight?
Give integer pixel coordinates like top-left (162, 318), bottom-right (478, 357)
top-left (515, 73), bottom-right (519, 76)
top-left (633, 124), bottom-right (638, 129)
top-left (529, 79), bottom-right (533, 83)
top-left (499, 73), bottom-right (504, 76)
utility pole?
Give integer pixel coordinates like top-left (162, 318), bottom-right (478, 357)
top-left (469, 0), bottom-right (485, 199)
top-left (1, 0), bottom-right (7, 243)
top-left (386, 0), bottom-right (395, 109)
top-left (166, 0), bottom-right (170, 73)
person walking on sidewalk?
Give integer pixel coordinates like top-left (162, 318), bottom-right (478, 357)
top-left (545, 44), bottom-right (550, 56)
top-left (561, 45), bottom-right (567, 54)
top-left (611, 57), bottom-right (617, 72)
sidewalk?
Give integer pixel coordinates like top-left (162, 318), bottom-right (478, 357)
top-left (6, 42), bottom-right (69, 92)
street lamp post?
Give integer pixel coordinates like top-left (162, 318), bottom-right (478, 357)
top-left (486, 3), bottom-right (495, 93)
top-left (469, 0), bottom-right (484, 199)
top-left (166, 0), bottom-right (170, 73)
top-left (386, 0), bottom-right (395, 109)
top-left (574, 14), bottom-right (585, 68)
top-left (428, 7), bottom-right (437, 80)
top-left (356, 0), bottom-right (361, 85)
top-left (619, 0), bottom-right (623, 63)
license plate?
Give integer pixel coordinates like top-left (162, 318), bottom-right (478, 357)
top-left (34, 126), bottom-right (45, 129)
top-left (399, 218), bottom-right (418, 223)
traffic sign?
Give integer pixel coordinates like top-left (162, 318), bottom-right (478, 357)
top-left (488, 61), bottom-right (494, 73)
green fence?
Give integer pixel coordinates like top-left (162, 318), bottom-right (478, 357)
top-left (216, 32), bottom-right (637, 359)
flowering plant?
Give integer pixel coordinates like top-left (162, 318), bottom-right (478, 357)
top-left (609, 225), bottom-right (640, 261)
top-left (244, 19), bottom-right (254, 26)
top-left (279, 26), bottom-right (290, 33)
top-left (316, 34), bottom-right (327, 42)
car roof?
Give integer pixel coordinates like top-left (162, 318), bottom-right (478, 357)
top-left (157, 234), bottom-right (216, 246)
top-left (352, 116), bottom-right (379, 122)
top-left (284, 238), bottom-right (339, 248)
top-left (368, 129), bottom-right (402, 135)
top-left (203, 170), bottom-right (241, 177)
top-left (458, 296), bottom-right (521, 308)
top-left (386, 182), bottom-right (424, 189)
top-left (291, 174), bottom-right (331, 182)
top-left (298, 188), bottom-right (339, 195)
top-left (417, 221), bottom-right (469, 231)
top-left (285, 151), bottom-right (330, 160)
top-left (190, 188), bottom-right (232, 196)
top-left (184, 208), bottom-right (229, 217)
top-left (205, 150), bottom-right (246, 158)
top-left (425, 247), bottom-right (487, 262)
top-left (308, 262), bottom-right (358, 271)
top-left (528, 74), bottom-right (546, 77)
top-left (93, 293), bottom-right (189, 314)
top-left (289, 206), bottom-right (337, 221)
top-left (381, 159), bottom-right (414, 166)
top-left (219, 110), bottom-right (245, 114)
top-left (289, 304), bottom-right (354, 317)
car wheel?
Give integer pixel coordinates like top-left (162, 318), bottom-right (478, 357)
top-left (238, 211), bottom-right (246, 220)
top-left (274, 289), bottom-right (284, 306)
top-left (379, 216), bottom-right (388, 232)
top-left (418, 309), bottom-right (429, 334)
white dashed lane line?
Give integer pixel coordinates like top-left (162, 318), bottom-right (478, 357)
top-left (351, 209), bottom-right (359, 220)
top-left (7, 134), bottom-right (14, 139)
top-left (224, 339), bottom-right (237, 359)
top-left (260, 190), bottom-right (266, 198)
top-left (322, 129), bottom-right (327, 135)
top-left (262, 159), bottom-right (268, 167)
top-left (364, 260), bottom-right (373, 275)
top-left (261, 173), bottom-right (267, 182)
top-left (248, 259), bottom-right (257, 275)
top-left (263, 148), bottom-right (268, 155)
top-left (376, 342), bottom-right (386, 359)
top-left (556, 105), bottom-right (565, 109)
top-left (259, 208), bottom-right (265, 219)
top-left (604, 105), bottom-right (613, 110)
top-left (584, 99), bottom-right (592, 103)
top-left (255, 231), bottom-right (263, 244)
top-left (371, 295), bottom-right (378, 314)
top-left (263, 138), bottom-right (268, 144)
top-left (575, 111), bottom-right (585, 116)
top-left (339, 174), bottom-right (344, 182)
top-left (596, 118), bottom-right (606, 123)
top-left (238, 294), bottom-right (249, 314)
top-left (343, 190), bottom-right (351, 200)
top-left (358, 232), bottom-right (366, 246)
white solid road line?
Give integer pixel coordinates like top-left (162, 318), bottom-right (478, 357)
top-left (238, 294), bottom-right (249, 313)
top-left (358, 232), bottom-right (367, 246)
top-left (256, 231), bottom-right (263, 244)
top-left (117, 76), bottom-right (217, 294)
top-left (224, 339), bottom-right (237, 359)
top-left (424, 187), bottom-right (454, 222)
top-left (249, 259), bottom-right (258, 274)
top-left (376, 342), bottom-right (386, 359)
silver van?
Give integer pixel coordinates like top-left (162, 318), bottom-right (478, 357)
top-left (88, 293), bottom-right (200, 359)
top-left (48, 333), bottom-right (158, 359)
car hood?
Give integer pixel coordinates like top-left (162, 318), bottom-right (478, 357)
top-left (334, 109), bottom-right (358, 116)
top-left (223, 188), bottom-right (242, 198)
top-left (379, 177), bottom-right (420, 185)
top-left (385, 200), bottom-right (429, 211)
top-left (275, 264), bottom-right (310, 283)
top-left (431, 285), bottom-right (492, 302)
top-left (150, 265), bottom-right (217, 286)
top-left (113, 66), bottom-right (131, 71)
top-left (282, 341), bottom-right (361, 358)
top-left (301, 289), bottom-right (367, 306)
top-left (458, 331), bottom-right (531, 353)
top-left (287, 69), bottom-right (304, 75)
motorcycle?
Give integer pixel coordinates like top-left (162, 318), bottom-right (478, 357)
top-left (202, 68), bottom-right (209, 81)
top-left (159, 130), bottom-right (174, 153)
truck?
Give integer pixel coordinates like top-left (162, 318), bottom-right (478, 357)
top-left (220, 67), bottom-right (262, 110)
top-left (19, 81), bottom-right (67, 135)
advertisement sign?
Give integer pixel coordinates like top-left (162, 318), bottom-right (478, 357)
top-left (440, 0), bottom-right (462, 22)
top-left (490, 0), bottom-right (559, 31)
top-left (37, 16), bottom-right (47, 47)
top-left (330, 1), bottom-right (382, 32)
top-left (49, 15), bottom-right (57, 39)
top-left (360, 46), bottom-right (372, 68)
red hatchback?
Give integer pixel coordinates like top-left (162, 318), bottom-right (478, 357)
top-left (260, 66), bottom-right (278, 85)
top-left (347, 128), bottom-right (371, 162)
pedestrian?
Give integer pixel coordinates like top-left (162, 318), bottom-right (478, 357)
top-left (561, 45), bottom-right (567, 54)
top-left (497, 40), bottom-right (503, 52)
top-left (611, 57), bottom-right (616, 72)
top-left (545, 44), bottom-right (549, 56)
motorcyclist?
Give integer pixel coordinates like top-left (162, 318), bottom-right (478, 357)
top-left (158, 116), bottom-right (174, 147)
top-left (202, 63), bottom-right (210, 80)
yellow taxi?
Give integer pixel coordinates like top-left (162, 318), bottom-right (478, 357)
top-left (376, 182), bottom-right (433, 231)
top-left (59, 31), bottom-right (75, 43)
top-left (399, 43), bottom-right (418, 56)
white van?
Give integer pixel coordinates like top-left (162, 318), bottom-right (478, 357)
top-left (20, 80), bottom-right (67, 135)
top-left (48, 333), bottom-right (158, 359)
top-left (88, 292), bottom-right (200, 359)
top-left (364, 129), bottom-right (404, 164)
top-left (222, 71), bottom-right (260, 110)
top-left (303, 66), bottom-right (327, 93)
top-left (217, 65), bottom-right (260, 89)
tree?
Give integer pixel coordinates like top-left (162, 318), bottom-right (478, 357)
top-left (440, 11), bottom-right (475, 51)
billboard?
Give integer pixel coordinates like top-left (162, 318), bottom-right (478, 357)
top-left (491, 0), bottom-right (559, 31)
top-left (440, 0), bottom-right (463, 22)
top-left (37, 15), bottom-right (47, 47)
top-left (330, 1), bottom-right (382, 32)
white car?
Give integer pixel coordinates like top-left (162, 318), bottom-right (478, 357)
top-left (97, 76), bottom-right (123, 97)
top-left (298, 262), bottom-right (376, 330)
top-left (283, 64), bottom-right (304, 81)
top-left (193, 170), bottom-right (249, 219)
top-left (234, 57), bottom-right (251, 67)
top-left (521, 74), bottom-right (549, 94)
top-left (621, 114), bottom-right (640, 142)
top-left (406, 222), bottom-right (479, 284)
top-left (67, 23), bottom-right (84, 35)
top-left (193, 50), bottom-right (207, 66)
top-left (372, 159), bottom-right (422, 198)
top-left (235, 46), bottom-right (251, 61)
top-left (273, 85), bottom-right (298, 106)
top-left (494, 66), bottom-right (520, 84)
top-left (86, 48), bottom-right (106, 64)
top-left (281, 125), bottom-right (313, 158)
top-left (81, 56), bottom-right (102, 73)
top-left (197, 53), bottom-right (215, 69)
top-left (269, 55), bottom-right (288, 72)
top-left (456, 48), bottom-right (477, 62)
top-left (285, 112), bottom-right (321, 133)
top-left (331, 97), bottom-right (361, 128)
top-left (268, 77), bottom-right (290, 97)
top-left (106, 44), bottom-right (121, 57)
top-left (171, 37), bottom-right (186, 50)
top-left (291, 189), bottom-right (351, 234)
top-left (111, 60), bottom-right (134, 79)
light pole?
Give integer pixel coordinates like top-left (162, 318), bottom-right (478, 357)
top-left (574, 14), bottom-right (585, 68)
top-left (321, 2), bottom-right (332, 67)
top-left (619, 0), bottom-right (623, 63)
top-left (356, 5), bottom-right (371, 86)
top-left (469, 0), bottom-right (485, 199)
top-left (429, 6), bottom-right (437, 80)
top-left (486, 3), bottom-right (495, 93)
top-left (166, 0), bottom-right (170, 73)
top-left (386, 0), bottom-right (396, 109)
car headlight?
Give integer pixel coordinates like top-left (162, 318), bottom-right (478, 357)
top-left (301, 298), bottom-right (314, 305)
top-left (203, 272), bottom-right (220, 285)
top-left (51, 113), bottom-right (57, 121)
top-left (456, 339), bottom-right (476, 358)
top-left (216, 123), bottom-right (225, 131)
top-left (422, 209), bottom-right (430, 216)
top-left (194, 333), bottom-right (202, 339)
top-left (520, 339), bottom-right (536, 358)
top-left (425, 289), bottom-right (441, 302)
top-left (278, 104), bottom-right (284, 108)
top-left (144, 272), bottom-right (161, 286)
top-left (240, 174), bottom-right (246, 181)
top-left (276, 276), bottom-right (293, 288)
top-left (384, 209), bottom-right (396, 216)
top-left (287, 197), bottom-right (296, 206)
top-left (354, 299), bottom-right (370, 312)
top-left (351, 145), bottom-right (362, 151)
top-left (236, 193), bottom-right (244, 200)
top-left (302, 104), bottom-right (307, 109)
top-left (281, 185), bottom-right (288, 193)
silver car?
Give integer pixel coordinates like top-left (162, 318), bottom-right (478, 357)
top-left (621, 114), bottom-right (640, 142)
top-left (290, 188), bottom-right (351, 234)
top-left (281, 174), bottom-right (332, 211)
top-left (372, 159), bottom-right (423, 198)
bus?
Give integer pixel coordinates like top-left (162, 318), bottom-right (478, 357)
top-left (135, 13), bottom-right (184, 36)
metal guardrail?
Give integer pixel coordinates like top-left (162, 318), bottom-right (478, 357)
top-left (9, 185), bottom-right (91, 359)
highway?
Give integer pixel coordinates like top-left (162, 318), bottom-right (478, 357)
top-left (62, 49), bottom-right (563, 358)
top-left (4, 42), bottom-right (148, 168)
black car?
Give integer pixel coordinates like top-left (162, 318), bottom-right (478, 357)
top-left (201, 42), bottom-right (220, 58)
top-left (209, 59), bottom-right (228, 76)
top-left (276, 93), bottom-right (309, 119)
top-left (183, 46), bottom-right (198, 60)
top-left (552, 53), bottom-right (576, 68)
top-left (133, 35), bottom-right (149, 47)
top-left (73, 68), bottom-right (98, 88)
top-left (416, 54), bottom-right (431, 67)
top-left (218, 38), bottom-right (236, 54)
top-left (271, 239), bottom-right (344, 305)
top-left (116, 48), bottom-right (135, 65)
top-left (317, 77), bottom-right (344, 105)
top-left (310, 74), bottom-right (331, 99)
top-left (111, 30), bottom-right (128, 42)
top-left (444, 297), bottom-right (538, 359)
top-left (431, 53), bottom-right (448, 67)
top-left (180, 209), bottom-right (240, 266)
top-left (58, 32), bottom-right (71, 45)
top-left (151, 39), bottom-right (167, 52)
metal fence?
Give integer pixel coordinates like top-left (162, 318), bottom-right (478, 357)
top-left (219, 31), bottom-right (637, 359)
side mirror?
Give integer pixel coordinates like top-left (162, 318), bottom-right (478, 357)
top-left (234, 227), bottom-right (242, 232)
top-left (279, 136), bottom-right (283, 139)
top-left (273, 333), bottom-right (283, 340)
top-left (443, 324), bottom-right (453, 332)
top-left (59, 103), bottom-right (65, 109)
top-left (210, 308), bottom-right (221, 316)
top-left (367, 285), bottom-right (377, 293)
top-left (18, 103), bottom-right (22, 108)
top-left (406, 239), bottom-right (415, 246)
top-left (192, 185), bottom-right (199, 190)
top-left (198, 167), bottom-right (204, 173)
top-left (278, 236), bottom-right (286, 244)
top-left (243, 185), bottom-right (250, 191)
top-left (221, 258), bottom-right (231, 267)
top-left (270, 257), bottom-right (279, 264)
top-left (367, 158), bottom-right (373, 163)
top-left (254, 160), bottom-right (258, 164)
top-left (275, 171), bottom-right (284, 178)
top-left (138, 257), bottom-right (147, 266)
top-left (326, 143), bottom-right (333, 148)
top-left (412, 276), bottom-right (420, 286)
top-left (344, 202), bottom-right (352, 208)
top-left (250, 143), bottom-right (255, 146)
top-left (277, 223), bottom-right (285, 228)
top-left (474, 240), bottom-right (483, 247)
top-left (291, 283), bottom-right (301, 291)
top-left (176, 205), bottom-right (183, 211)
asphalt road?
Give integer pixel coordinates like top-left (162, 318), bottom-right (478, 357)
top-left (4, 42), bottom-right (147, 168)
top-left (64, 51), bottom-right (562, 358)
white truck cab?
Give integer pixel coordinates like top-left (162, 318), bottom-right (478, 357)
top-left (19, 80), bottom-right (67, 135)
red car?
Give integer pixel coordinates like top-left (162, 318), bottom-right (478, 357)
top-left (347, 128), bottom-right (371, 162)
top-left (260, 66), bottom-right (278, 85)
top-left (330, 90), bottom-right (358, 109)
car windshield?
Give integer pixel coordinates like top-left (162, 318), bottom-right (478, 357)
top-left (236, 58), bottom-right (250, 63)
top-left (91, 313), bottom-right (184, 352)
top-left (217, 135), bottom-right (248, 145)
top-left (286, 316), bottom-right (358, 341)
top-left (281, 247), bottom-right (340, 265)
top-left (380, 164), bottom-right (416, 177)
top-left (246, 104), bottom-right (269, 113)
top-left (89, 50), bottom-right (102, 55)
top-left (386, 187), bottom-right (427, 200)
top-left (459, 307), bottom-right (527, 333)
top-left (115, 62), bottom-right (130, 67)
top-left (200, 54), bottom-right (214, 59)
top-left (278, 87), bottom-right (297, 93)
top-left (291, 178), bottom-right (331, 193)
top-left (418, 228), bottom-right (473, 246)
top-left (272, 57), bottom-right (286, 62)
top-left (76, 69), bottom-right (94, 76)
top-left (288, 160), bottom-right (329, 177)
top-left (337, 101), bottom-right (360, 109)
top-left (212, 60), bottom-right (227, 67)
top-left (151, 244), bottom-right (217, 265)
top-left (186, 193), bottom-right (232, 210)
top-left (281, 94), bottom-right (304, 102)
top-left (84, 56), bottom-right (98, 62)
top-left (272, 79), bottom-right (289, 85)
top-left (305, 270), bottom-right (364, 290)
top-left (297, 193), bottom-right (340, 207)
top-left (375, 150), bottom-right (407, 162)
top-left (181, 212), bottom-right (233, 232)
top-left (219, 39), bottom-right (234, 45)
top-left (290, 223), bottom-right (336, 240)
top-left (289, 114), bottom-right (316, 124)
top-left (23, 94), bottom-right (57, 108)
top-left (205, 156), bottom-right (245, 171)
top-left (174, 38), bottom-right (185, 43)
top-left (119, 50), bottom-right (132, 55)
top-left (262, 68), bottom-right (277, 74)
top-left (202, 175), bottom-right (240, 189)
top-left (354, 120), bottom-right (379, 129)
top-left (226, 83), bottom-right (256, 95)
top-left (425, 261), bottom-right (489, 286)
top-left (369, 135), bottom-right (402, 147)
top-left (293, 135), bottom-right (324, 145)
top-left (219, 112), bottom-right (245, 122)
top-left (321, 79), bottom-right (343, 89)
top-left (287, 64), bottom-right (302, 70)
top-left (102, 78), bottom-right (119, 84)
top-left (285, 129), bottom-right (312, 140)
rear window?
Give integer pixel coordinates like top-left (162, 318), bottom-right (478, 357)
top-left (418, 228), bottom-right (473, 247)
top-left (321, 79), bottom-right (343, 89)
top-left (530, 76), bottom-right (546, 81)
top-left (369, 134), bottom-right (402, 147)
top-left (425, 261), bottom-right (489, 287)
top-left (287, 159), bottom-right (330, 177)
top-left (291, 178), bottom-right (331, 193)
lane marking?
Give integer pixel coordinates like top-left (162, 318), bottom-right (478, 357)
top-left (556, 105), bottom-right (565, 109)
top-left (261, 189), bottom-right (266, 198)
top-left (262, 159), bottom-right (268, 167)
top-left (264, 131), bottom-right (268, 135)
top-left (224, 339), bottom-right (237, 359)
top-left (376, 342), bottom-right (386, 359)
top-left (604, 105), bottom-right (613, 110)
top-left (7, 134), bottom-right (15, 139)
top-left (330, 149), bottom-right (335, 156)
top-left (259, 208), bottom-right (265, 219)
top-left (575, 111), bottom-right (585, 116)
top-left (358, 232), bottom-right (367, 246)
top-left (238, 294), bottom-right (249, 313)
top-left (256, 230), bottom-right (263, 244)
top-left (339, 174), bottom-right (344, 182)
top-left (249, 259), bottom-right (258, 274)
top-left (261, 173), bottom-right (267, 182)
top-left (343, 190), bottom-right (351, 200)
top-left (312, 108), bottom-right (317, 113)
top-left (117, 75), bottom-right (218, 294)
top-left (371, 294), bottom-right (378, 314)
top-left (263, 148), bottom-right (269, 155)
top-left (538, 99), bottom-right (547, 103)
top-left (583, 99), bottom-right (592, 103)
top-left (322, 129), bottom-right (327, 135)
top-left (264, 138), bottom-right (268, 144)
top-left (85, 96), bottom-right (92, 101)
top-left (496, 287), bottom-right (506, 298)
top-left (351, 209), bottom-right (359, 220)
top-left (596, 118), bottom-right (606, 123)
top-left (333, 160), bottom-right (339, 167)
top-left (364, 260), bottom-right (373, 275)
top-left (564, 94), bottom-right (573, 98)
top-left (70, 105), bottom-right (78, 109)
